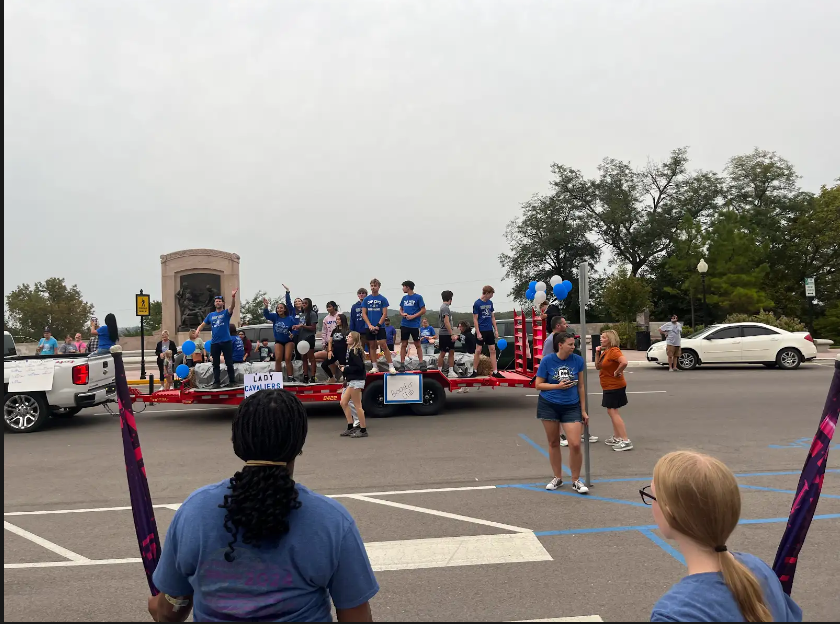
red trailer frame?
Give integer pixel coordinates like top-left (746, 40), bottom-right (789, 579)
top-left (132, 310), bottom-right (539, 416)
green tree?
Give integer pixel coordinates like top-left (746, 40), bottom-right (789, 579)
top-left (498, 192), bottom-right (600, 321)
top-left (602, 266), bottom-right (652, 324)
top-left (148, 300), bottom-right (162, 331)
top-left (240, 290), bottom-right (285, 326)
top-left (6, 278), bottom-right (94, 341)
top-left (704, 211), bottom-right (774, 316)
top-left (552, 148), bottom-right (720, 276)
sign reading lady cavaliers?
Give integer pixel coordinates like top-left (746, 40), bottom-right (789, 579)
top-left (160, 249), bottom-right (241, 341)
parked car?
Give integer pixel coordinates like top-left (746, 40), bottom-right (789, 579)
top-left (646, 323), bottom-right (818, 370)
top-left (4, 331), bottom-right (17, 357)
top-left (4, 348), bottom-right (116, 433)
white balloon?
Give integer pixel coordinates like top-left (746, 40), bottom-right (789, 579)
top-left (533, 291), bottom-right (547, 305)
top-left (550, 275), bottom-right (562, 287)
top-left (297, 341), bottom-right (311, 355)
top-left (535, 281), bottom-right (547, 292)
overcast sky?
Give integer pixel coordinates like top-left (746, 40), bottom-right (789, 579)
top-left (5, 0), bottom-right (839, 321)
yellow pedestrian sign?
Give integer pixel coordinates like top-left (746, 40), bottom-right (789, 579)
top-left (136, 293), bottom-right (151, 317)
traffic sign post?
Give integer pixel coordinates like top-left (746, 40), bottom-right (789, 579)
top-left (136, 290), bottom-right (150, 379)
top-left (579, 262), bottom-right (591, 487)
top-left (805, 278), bottom-right (816, 335)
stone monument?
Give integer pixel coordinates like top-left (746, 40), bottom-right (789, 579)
top-left (160, 249), bottom-right (240, 341)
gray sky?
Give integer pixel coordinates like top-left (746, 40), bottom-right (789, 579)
top-left (5, 0), bottom-right (839, 321)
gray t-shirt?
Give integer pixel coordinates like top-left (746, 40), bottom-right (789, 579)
top-left (57, 343), bottom-right (77, 354)
top-left (660, 322), bottom-right (683, 346)
top-left (439, 303), bottom-right (452, 335)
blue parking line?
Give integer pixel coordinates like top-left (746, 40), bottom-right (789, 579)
top-left (535, 524), bottom-right (658, 537)
top-left (639, 529), bottom-right (686, 565)
top-left (738, 484), bottom-right (840, 499)
top-left (506, 483), bottom-right (648, 507)
top-left (518, 433), bottom-right (572, 476)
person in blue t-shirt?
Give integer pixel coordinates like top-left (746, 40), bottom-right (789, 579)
top-left (195, 289), bottom-right (238, 388)
top-left (361, 278), bottom-right (397, 374)
top-left (471, 285), bottom-right (504, 379)
top-left (149, 389), bottom-right (379, 623)
top-left (350, 287), bottom-right (369, 354)
top-left (419, 318), bottom-right (436, 357)
top-left (535, 332), bottom-right (590, 495)
top-left (230, 324), bottom-right (245, 363)
top-left (263, 284), bottom-right (295, 378)
top-left (647, 451), bottom-right (802, 623)
top-left (383, 317), bottom-right (397, 352)
top-left (36, 327), bottom-right (58, 355)
top-left (397, 280), bottom-right (427, 371)
top-left (92, 314), bottom-right (119, 355)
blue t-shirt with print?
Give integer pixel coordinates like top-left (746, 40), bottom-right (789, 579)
top-left (420, 326), bottom-right (436, 344)
top-left (651, 552), bottom-right (802, 622)
top-left (204, 309), bottom-right (232, 344)
top-left (264, 309), bottom-right (296, 344)
top-left (399, 294), bottom-right (425, 328)
top-left (350, 301), bottom-right (366, 334)
top-left (231, 336), bottom-right (245, 362)
top-left (536, 353), bottom-right (585, 405)
top-left (362, 294), bottom-right (389, 327)
top-left (384, 325), bottom-right (397, 345)
top-left (38, 337), bottom-right (58, 354)
top-left (473, 298), bottom-right (495, 331)
top-left (152, 481), bottom-right (380, 623)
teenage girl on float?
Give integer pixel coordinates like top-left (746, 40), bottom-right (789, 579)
top-left (316, 302), bottom-right (340, 365)
top-left (339, 331), bottom-right (368, 438)
top-left (293, 298), bottom-right (318, 383)
top-left (263, 284), bottom-right (295, 378)
top-left (321, 314), bottom-right (349, 383)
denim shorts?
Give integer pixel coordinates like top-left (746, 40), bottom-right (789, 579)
top-left (347, 380), bottom-right (366, 390)
top-left (536, 396), bottom-right (582, 423)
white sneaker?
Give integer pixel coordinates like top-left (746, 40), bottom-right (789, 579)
top-left (582, 434), bottom-right (599, 443)
top-left (604, 436), bottom-right (621, 446)
top-left (613, 440), bottom-right (634, 452)
top-left (572, 480), bottom-right (589, 495)
top-left (559, 434), bottom-right (568, 447)
top-left (546, 477), bottom-right (564, 491)
top-left (388, 366), bottom-right (398, 375)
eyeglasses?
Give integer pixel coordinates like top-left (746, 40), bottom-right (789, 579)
top-left (639, 485), bottom-right (657, 505)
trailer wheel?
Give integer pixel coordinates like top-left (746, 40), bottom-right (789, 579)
top-left (410, 379), bottom-right (446, 416)
top-left (362, 380), bottom-right (397, 418)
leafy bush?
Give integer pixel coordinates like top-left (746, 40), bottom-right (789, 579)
top-left (814, 302), bottom-right (840, 343)
top-left (680, 324), bottom-right (706, 337)
top-left (724, 309), bottom-right (806, 332)
top-left (600, 322), bottom-right (637, 349)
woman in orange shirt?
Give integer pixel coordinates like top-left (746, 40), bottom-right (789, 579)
top-left (595, 330), bottom-right (633, 451)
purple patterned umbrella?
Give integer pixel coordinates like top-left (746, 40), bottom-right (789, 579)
top-left (773, 356), bottom-right (839, 594)
top-left (111, 345), bottom-right (161, 595)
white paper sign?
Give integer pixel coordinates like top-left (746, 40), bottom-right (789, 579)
top-left (7, 359), bottom-right (56, 392)
top-left (805, 277), bottom-right (816, 298)
top-left (384, 373), bottom-right (423, 404)
top-left (243, 372), bottom-right (284, 398)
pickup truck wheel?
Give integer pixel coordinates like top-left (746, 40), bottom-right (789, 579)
top-left (410, 379), bottom-right (446, 416)
top-left (51, 407), bottom-right (83, 419)
top-left (362, 380), bottom-right (397, 418)
top-left (4, 392), bottom-right (51, 433)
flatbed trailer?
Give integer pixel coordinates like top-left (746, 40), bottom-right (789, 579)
top-left (132, 308), bottom-right (546, 417)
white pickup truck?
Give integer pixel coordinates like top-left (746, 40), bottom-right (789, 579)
top-left (3, 332), bottom-right (116, 433)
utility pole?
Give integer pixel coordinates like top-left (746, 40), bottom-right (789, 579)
top-left (579, 262), bottom-right (591, 487)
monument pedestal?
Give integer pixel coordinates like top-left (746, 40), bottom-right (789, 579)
top-left (160, 249), bottom-right (241, 336)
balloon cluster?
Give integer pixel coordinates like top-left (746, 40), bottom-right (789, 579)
top-left (525, 275), bottom-right (573, 302)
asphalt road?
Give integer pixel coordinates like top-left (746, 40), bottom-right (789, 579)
top-left (4, 362), bottom-right (839, 622)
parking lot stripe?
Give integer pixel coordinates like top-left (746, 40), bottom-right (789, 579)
top-left (330, 486), bottom-right (497, 498)
top-left (4, 521), bottom-right (90, 562)
top-left (367, 532), bottom-right (552, 571)
top-left (346, 495), bottom-right (533, 533)
top-left (518, 434), bottom-right (572, 476)
top-left (738, 484), bottom-right (840, 499)
top-left (5, 558), bottom-right (141, 570)
top-left (638, 528), bottom-right (686, 565)
top-left (5, 504), bottom-right (173, 517)
top-left (514, 617), bottom-right (604, 622)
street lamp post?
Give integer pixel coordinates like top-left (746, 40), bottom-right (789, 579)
top-left (697, 258), bottom-right (708, 328)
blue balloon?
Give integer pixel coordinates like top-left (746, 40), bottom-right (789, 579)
top-left (529, 280), bottom-right (537, 289)
top-left (182, 340), bottom-right (196, 356)
top-left (561, 280), bottom-right (573, 292)
top-left (553, 283), bottom-right (565, 298)
top-left (497, 338), bottom-right (508, 351)
top-left (204, 340), bottom-right (212, 353)
top-left (176, 364), bottom-right (190, 379)
top-left (526, 288), bottom-right (536, 300)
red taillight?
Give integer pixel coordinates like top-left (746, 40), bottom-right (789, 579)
top-left (804, 334), bottom-right (813, 342)
top-left (72, 363), bottom-right (90, 385)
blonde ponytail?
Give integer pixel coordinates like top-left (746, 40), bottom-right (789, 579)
top-left (653, 451), bottom-right (774, 623)
top-left (719, 550), bottom-right (772, 622)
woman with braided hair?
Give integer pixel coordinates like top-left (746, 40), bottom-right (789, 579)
top-left (149, 389), bottom-right (379, 623)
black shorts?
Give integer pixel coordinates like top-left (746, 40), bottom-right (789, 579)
top-left (400, 327), bottom-right (420, 341)
top-left (366, 327), bottom-right (385, 342)
top-left (476, 328), bottom-right (496, 347)
top-left (601, 387), bottom-right (628, 409)
top-left (438, 334), bottom-right (455, 352)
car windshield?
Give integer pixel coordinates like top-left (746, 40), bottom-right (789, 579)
top-left (687, 325), bottom-right (720, 339)
top-left (4, 334), bottom-right (16, 357)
